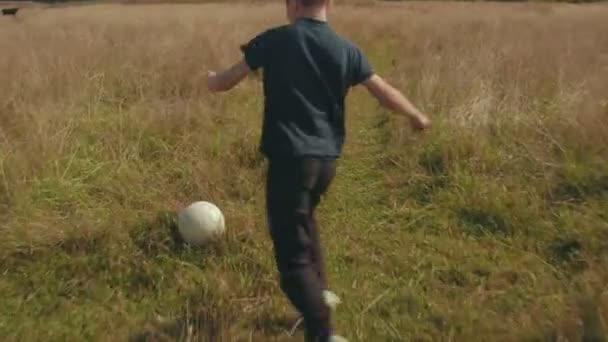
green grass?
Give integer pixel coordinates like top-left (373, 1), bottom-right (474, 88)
top-left (1, 87), bottom-right (606, 341)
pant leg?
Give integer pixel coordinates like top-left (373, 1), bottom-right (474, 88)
top-left (265, 159), bottom-right (333, 342)
top-left (308, 213), bottom-right (327, 289)
top-left (266, 159), bottom-right (314, 273)
top-left (307, 160), bottom-right (337, 290)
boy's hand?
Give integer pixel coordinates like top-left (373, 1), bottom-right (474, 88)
top-left (362, 74), bottom-right (432, 132)
top-left (410, 113), bottom-right (432, 131)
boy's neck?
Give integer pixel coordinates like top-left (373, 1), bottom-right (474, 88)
top-left (296, 7), bottom-right (327, 22)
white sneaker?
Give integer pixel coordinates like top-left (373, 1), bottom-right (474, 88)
top-left (323, 290), bottom-right (341, 310)
top-left (289, 290), bottom-right (342, 336)
top-left (329, 335), bottom-right (349, 342)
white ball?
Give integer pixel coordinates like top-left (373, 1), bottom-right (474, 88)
top-left (177, 201), bottom-right (225, 245)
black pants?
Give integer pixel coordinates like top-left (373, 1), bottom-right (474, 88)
top-left (266, 158), bottom-right (337, 342)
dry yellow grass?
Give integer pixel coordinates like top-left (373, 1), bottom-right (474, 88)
top-left (0, 2), bottom-right (607, 341)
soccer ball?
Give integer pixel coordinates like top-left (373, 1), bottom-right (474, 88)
top-left (177, 201), bottom-right (225, 245)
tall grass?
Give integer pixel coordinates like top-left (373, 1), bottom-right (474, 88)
top-left (0, 2), bottom-right (607, 341)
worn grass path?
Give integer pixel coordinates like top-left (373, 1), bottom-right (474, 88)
top-left (320, 92), bottom-right (421, 341)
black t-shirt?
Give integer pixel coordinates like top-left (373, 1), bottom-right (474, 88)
top-left (242, 17), bottom-right (374, 159)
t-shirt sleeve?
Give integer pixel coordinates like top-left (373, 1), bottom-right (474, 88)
top-left (349, 45), bottom-right (374, 86)
top-left (241, 30), bottom-right (274, 71)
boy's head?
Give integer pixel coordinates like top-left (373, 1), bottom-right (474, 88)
top-left (286, 0), bottom-right (331, 23)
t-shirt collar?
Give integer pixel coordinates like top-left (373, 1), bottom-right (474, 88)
top-left (296, 16), bottom-right (328, 25)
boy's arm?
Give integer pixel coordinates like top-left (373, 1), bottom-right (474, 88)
top-left (207, 60), bottom-right (251, 92)
top-left (362, 74), bottom-right (431, 131)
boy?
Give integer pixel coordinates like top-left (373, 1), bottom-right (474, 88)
top-left (207, 0), bottom-right (431, 341)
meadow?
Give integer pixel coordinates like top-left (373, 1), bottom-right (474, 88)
top-left (0, 1), bottom-right (607, 341)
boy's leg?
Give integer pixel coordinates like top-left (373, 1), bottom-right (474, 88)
top-left (266, 159), bottom-right (333, 342)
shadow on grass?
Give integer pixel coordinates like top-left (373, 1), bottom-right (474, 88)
top-left (548, 237), bottom-right (588, 275)
top-left (457, 207), bottom-right (512, 236)
top-left (130, 210), bottom-right (185, 257)
top-left (252, 313), bottom-right (303, 337)
top-left (129, 209), bottom-right (239, 261)
top-left (130, 305), bottom-right (301, 342)
top-left (550, 163), bottom-right (608, 204)
top-left (0, 229), bottom-right (110, 271)
top-left (130, 308), bottom-right (232, 342)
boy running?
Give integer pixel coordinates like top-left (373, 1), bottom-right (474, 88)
top-left (207, 1), bottom-right (431, 341)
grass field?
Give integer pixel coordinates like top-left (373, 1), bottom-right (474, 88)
top-left (1, 2), bottom-right (608, 341)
